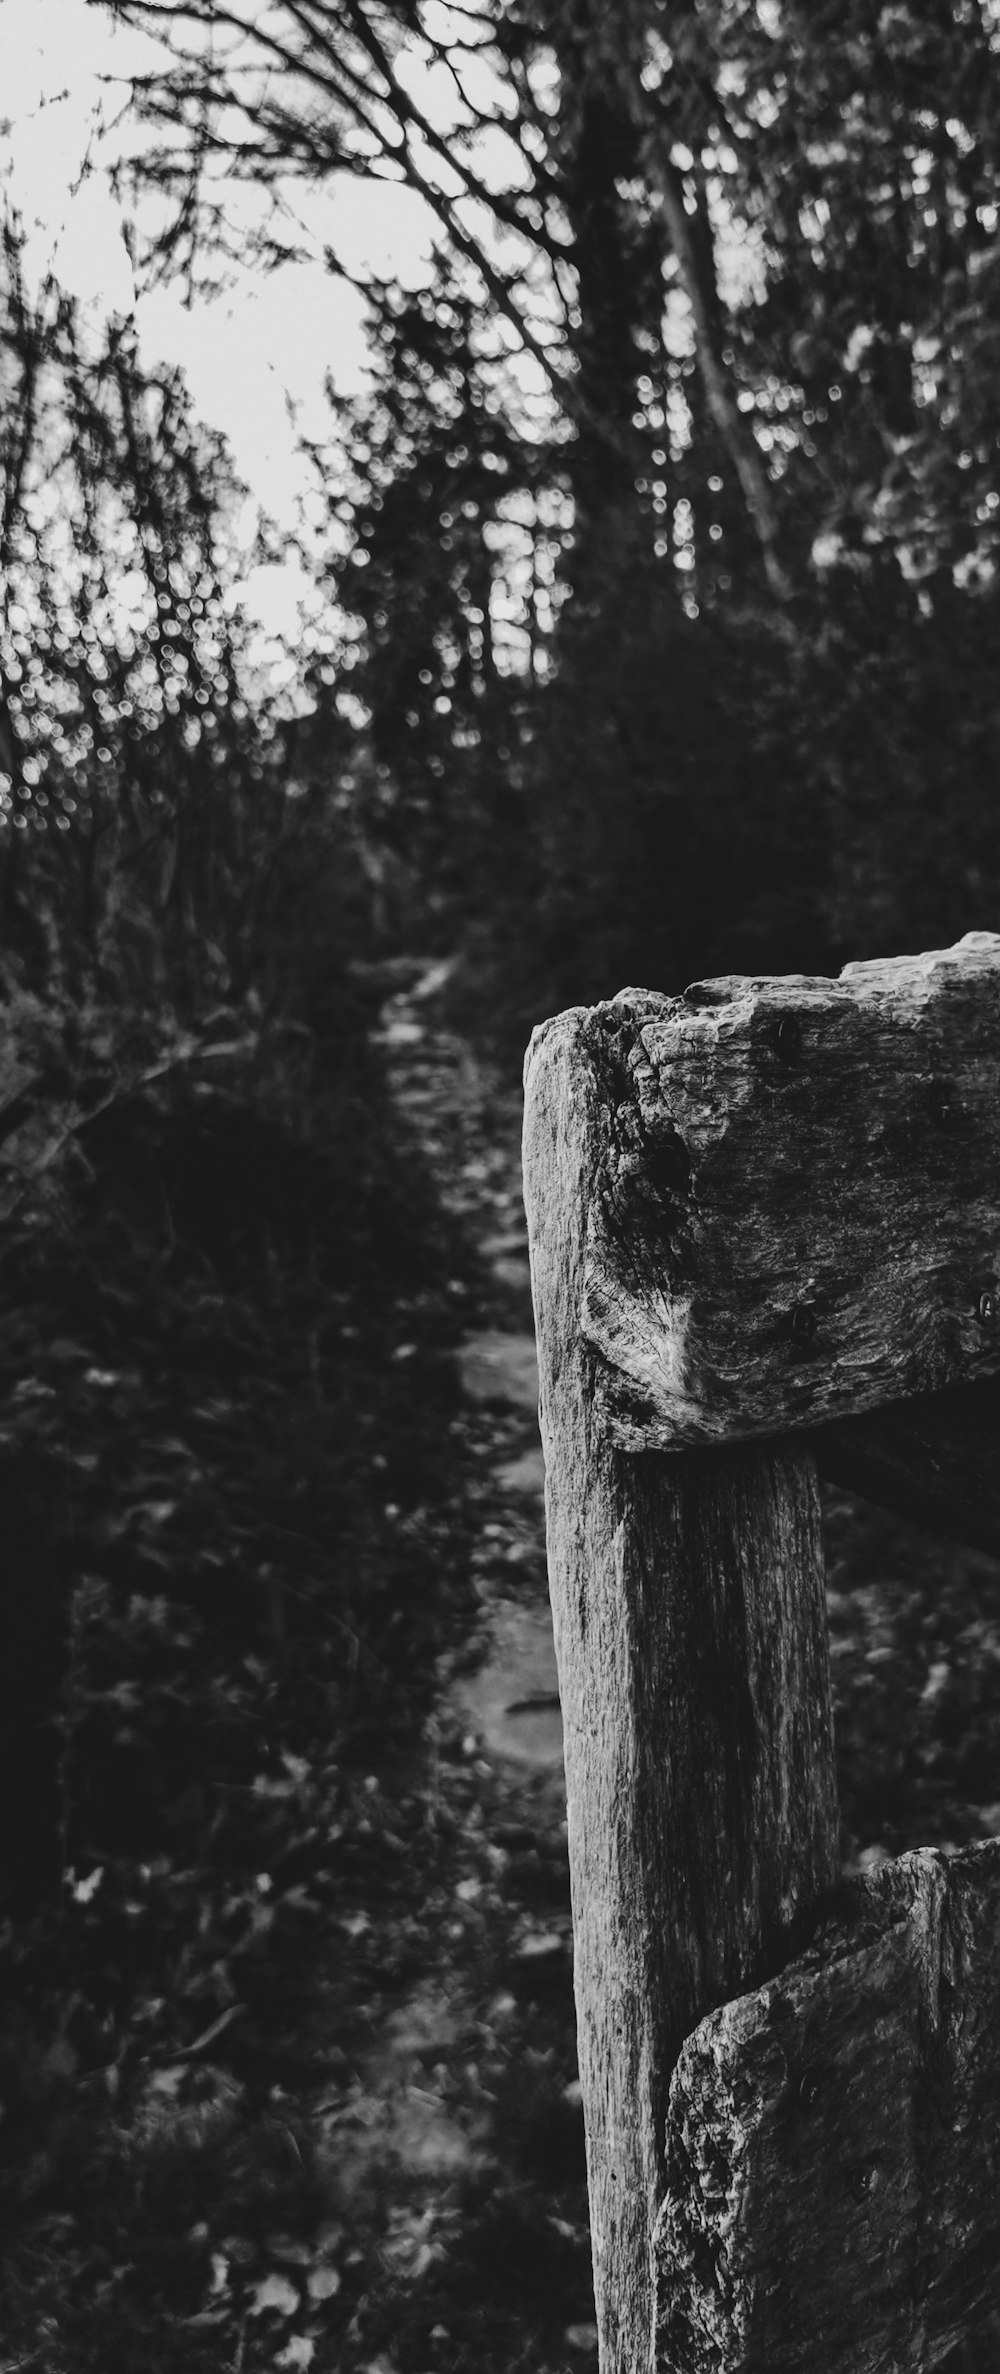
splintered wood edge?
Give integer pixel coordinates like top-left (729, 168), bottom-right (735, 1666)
top-left (654, 1841), bottom-right (1000, 2374)
top-left (524, 933), bottom-right (1000, 1447)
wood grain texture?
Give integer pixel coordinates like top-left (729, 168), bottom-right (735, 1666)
top-left (655, 1843), bottom-right (1000, 2373)
top-left (523, 1010), bottom-right (839, 2374)
top-left (573, 932), bottom-right (1000, 1447)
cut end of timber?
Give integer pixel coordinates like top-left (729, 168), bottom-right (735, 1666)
top-left (524, 933), bottom-right (1000, 1447)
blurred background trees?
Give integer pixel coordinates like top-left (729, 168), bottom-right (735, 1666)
top-left (90, 0), bottom-right (1000, 1040)
top-left (0, 197), bottom-right (371, 1017)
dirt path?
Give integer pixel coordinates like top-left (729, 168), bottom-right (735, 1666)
top-left (378, 971), bottom-right (560, 1784)
top-left (316, 974), bottom-right (595, 2374)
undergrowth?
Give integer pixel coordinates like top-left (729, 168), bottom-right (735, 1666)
top-left (0, 957), bottom-right (484, 2371)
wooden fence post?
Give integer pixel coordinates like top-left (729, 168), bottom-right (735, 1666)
top-left (523, 1002), bottom-right (839, 2374)
top-left (523, 936), bottom-right (1000, 2373)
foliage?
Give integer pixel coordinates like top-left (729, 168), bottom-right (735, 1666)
top-left (638, 0), bottom-right (1000, 590)
top-left (825, 1486), bottom-right (1000, 1866)
top-left (102, 0), bottom-right (1000, 574)
top-left (309, 263), bottom-right (553, 940)
top-left (0, 193), bottom-right (500, 2374)
top-left (0, 878), bottom-right (485, 2373)
top-left (0, 973), bottom-right (588, 2373)
top-left (100, 0), bottom-right (569, 405)
top-left (0, 210), bottom-right (272, 995)
top-left (0, 191), bottom-right (484, 2368)
top-left (99, 0), bottom-right (1000, 1026)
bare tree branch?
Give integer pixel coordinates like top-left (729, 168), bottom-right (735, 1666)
top-left (650, 150), bottom-right (794, 604)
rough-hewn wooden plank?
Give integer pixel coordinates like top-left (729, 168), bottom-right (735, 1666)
top-left (655, 1842), bottom-right (1000, 2373)
top-left (814, 1378), bottom-right (1000, 1556)
top-left (572, 932), bottom-right (1000, 1448)
top-left (523, 1010), bottom-right (839, 2374)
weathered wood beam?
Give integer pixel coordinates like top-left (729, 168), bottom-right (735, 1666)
top-left (655, 1842), bottom-right (1000, 2373)
top-left (572, 933), bottom-right (1000, 1449)
top-left (523, 1010), bottom-right (839, 2374)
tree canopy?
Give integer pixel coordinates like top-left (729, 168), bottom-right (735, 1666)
top-left (51, 0), bottom-right (1000, 1018)
top-left (102, 0), bottom-right (1000, 588)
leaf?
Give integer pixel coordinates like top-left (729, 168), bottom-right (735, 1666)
top-left (265, 2235), bottom-right (312, 2267)
top-left (145, 2066), bottom-right (188, 2099)
top-left (68, 1867), bottom-right (104, 1905)
top-left (248, 2272), bottom-right (300, 2318)
top-left (134, 1500), bottom-right (179, 1526)
top-left (306, 2265), bottom-right (341, 2303)
top-left (275, 2342), bottom-right (315, 2370)
top-left (514, 1928), bottom-right (565, 1960)
top-left (42, 2037), bottom-right (79, 2081)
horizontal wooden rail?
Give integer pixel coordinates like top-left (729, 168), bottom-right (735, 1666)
top-left (557, 933), bottom-right (1000, 1449)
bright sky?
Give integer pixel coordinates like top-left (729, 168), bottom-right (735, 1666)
top-left (0, 0), bottom-right (442, 657)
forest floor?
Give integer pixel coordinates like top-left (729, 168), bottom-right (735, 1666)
top-left (4, 969), bottom-right (1000, 2371)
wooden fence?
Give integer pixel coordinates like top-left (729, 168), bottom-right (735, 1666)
top-left (522, 932), bottom-right (1000, 2373)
